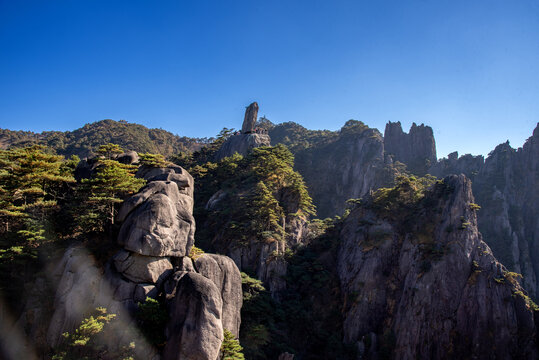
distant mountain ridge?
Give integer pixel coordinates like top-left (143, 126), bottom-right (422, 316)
top-left (0, 119), bottom-right (205, 158)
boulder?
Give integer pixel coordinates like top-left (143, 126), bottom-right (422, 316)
top-left (214, 133), bottom-right (270, 161)
top-left (113, 249), bottom-right (173, 283)
top-left (117, 181), bottom-right (195, 257)
top-left (195, 254), bottom-right (243, 336)
top-left (116, 150), bottom-right (139, 165)
top-left (163, 272), bottom-right (224, 360)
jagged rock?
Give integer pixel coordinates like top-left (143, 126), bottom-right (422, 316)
top-left (214, 133), bottom-right (270, 161)
top-left (241, 102), bottom-right (259, 134)
top-left (136, 164), bottom-right (194, 198)
top-left (429, 123), bottom-right (539, 299)
top-left (116, 150), bottom-right (139, 164)
top-left (338, 175), bottom-right (538, 359)
top-left (113, 250), bottom-right (173, 283)
top-left (428, 151), bottom-right (484, 179)
top-left (384, 121), bottom-right (437, 174)
top-left (117, 180), bottom-right (195, 257)
top-left (163, 272), bottom-right (224, 360)
top-left (194, 254), bottom-right (242, 336)
top-left (290, 121), bottom-right (394, 218)
top-left (134, 284), bottom-right (157, 303)
top-left (177, 256), bottom-right (196, 272)
top-left (228, 238), bottom-right (287, 296)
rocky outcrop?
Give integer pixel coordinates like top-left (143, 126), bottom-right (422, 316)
top-left (384, 121), bottom-right (437, 174)
top-left (40, 164), bottom-right (243, 360)
top-left (163, 272), bottom-right (224, 360)
top-left (214, 102), bottom-right (270, 161)
top-left (292, 120), bottom-right (397, 218)
top-left (194, 254), bottom-right (242, 336)
top-left (428, 151), bottom-right (484, 179)
top-left (214, 133), bottom-right (271, 161)
top-left (338, 175), bottom-right (538, 359)
top-left (242, 102), bottom-right (259, 134)
top-left (428, 124), bottom-right (539, 300)
top-left (117, 170), bottom-right (195, 257)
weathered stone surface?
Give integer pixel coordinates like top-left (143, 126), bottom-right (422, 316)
top-left (116, 150), bottom-right (139, 165)
top-left (136, 164), bottom-right (194, 198)
top-left (46, 247), bottom-right (125, 347)
top-left (195, 254), bottom-right (242, 336)
top-left (428, 123), bottom-right (539, 300)
top-left (338, 175), bottom-right (538, 359)
top-left (241, 102), bottom-right (259, 134)
top-left (118, 180), bottom-right (195, 257)
top-left (163, 272), bottom-right (224, 360)
top-left (289, 121), bottom-right (394, 218)
top-left (214, 133), bottom-right (270, 161)
top-left (113, 249), bottom-right (173, 283)
top-left (384, 121), bottom-right (437, 174)
top-left (177, 256), bottom-right (195, 272)
top-left (134, 284), bottom-right (157, 303)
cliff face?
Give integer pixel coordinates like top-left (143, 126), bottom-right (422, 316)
top-left (384, 121), bottom-right (437, 174)
top-left (293, 121), bottom-right (398, 218)
top-left (428, 124), bottom-right (539, 299)
top-left (338, 175), bottom-right (538, 359)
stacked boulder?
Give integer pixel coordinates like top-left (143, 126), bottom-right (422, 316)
top-left (46, 163), bottom-right (242, 360)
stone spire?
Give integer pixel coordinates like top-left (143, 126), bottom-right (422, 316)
top-left (241, 102), bottom-right (259, 134)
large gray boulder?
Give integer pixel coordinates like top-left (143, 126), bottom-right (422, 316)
top-left (163, 272), bottom-right (224, 360)
top-left (113, 249), bottom-right (173, 283)
top-left (195, 254), bottom-right (243, 336)
top-left (117, 180), bottom-right (195, 257)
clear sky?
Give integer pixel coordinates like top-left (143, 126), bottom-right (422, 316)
top-left (1, 0), bottom-right (538, 158)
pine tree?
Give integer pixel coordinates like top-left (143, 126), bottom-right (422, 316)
top-left (96, 143), bottom-right (124, 160)
top-left (220, 329), bottom-right (245, 360)
top-left (139, 153), bottom-right (168, 168)
top-left (77, 160), bottom-right (145, 231)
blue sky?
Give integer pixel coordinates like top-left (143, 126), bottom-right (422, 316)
top-left (1, 0), bottom-right (538, 158)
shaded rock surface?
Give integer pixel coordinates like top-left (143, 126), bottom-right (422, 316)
top-left (338, 175), bottom-right (538, 359)
top-left (194, 254), bottom-right (243, 336)
top-left (384, 121), bottom-right (437, 174)
top-left (428, 123), bottom-right (539, 299)
top-left (285, 121), bottom-right (398, 218)
top-left (163, 272), bottom-right (224, 360)
top-left (113, 249), bottom-right (173, 283)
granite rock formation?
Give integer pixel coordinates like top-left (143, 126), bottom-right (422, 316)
top-left (338, 175), bottom-right (538, 359)
top-left (241, 102), bottom-right (259, 134)
top-left (428, 123), bottom-right (539, 299)
top-left (384, 121), bottom-right (437, 174)
top-left (215, 102), bottom-right (270, 160)
top-left (290, 120), bottom-right (398, 218)
top-left (41, 163), bottom-right (242, 360)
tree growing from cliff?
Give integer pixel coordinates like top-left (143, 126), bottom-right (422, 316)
top-left (221, 329), bottom-right (245, 360)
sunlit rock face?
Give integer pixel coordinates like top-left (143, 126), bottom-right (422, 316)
top-left (40, 164), bottom-right (243, 360)
top-left (338, 175), bottom-right (538, 359)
